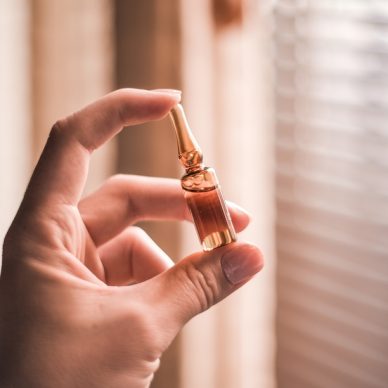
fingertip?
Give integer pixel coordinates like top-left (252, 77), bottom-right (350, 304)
top-left (109, 88), bottom-right (181, 125)
top-left (147, 89), bottom-right (182, 118)
top-left (227, 202), bottom-right (252, 232)
top-left (220, 242), bottom-right (264, 285)
top-left (148, 241), bottom-right (264, 324)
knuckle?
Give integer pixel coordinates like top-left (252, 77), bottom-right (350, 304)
top-left (106, 173), bottom-right (139, 186)
top-left (117, 98), bottom-right (133, 124)
top-left (181, 261), bottom-right (220, 312)
top-left (48, 120), bottom-right (63, 141)
top-left (128, 225), bottom-right (148, 239)
top-left (103, 174), bottom-right (143, 221)
top-left (104, 173), bottom-right (131, 196)
top-left (105, 174), bottom-right (136, 194)
top-left (2, 228), bottom-right (17, 260)
top-left (121, 303), bottom-right (164, 360)
top-left (122, 226), bottom-right (148, 251)
top-left (106, 173), bottom-right (127, 185)
top-left (49, 117), bottom-right (82, 148)
top-left (51, 119), bottom-right (64, 132)
top-left (50, 117), bottom-right (70, 137)
top-left (125, 227), bottom-right (149, 258)
top-left (51, 115), bottom-right (95, 152)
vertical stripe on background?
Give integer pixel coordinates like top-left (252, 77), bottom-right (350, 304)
top-left (0, 0), bottom-right (31, 264)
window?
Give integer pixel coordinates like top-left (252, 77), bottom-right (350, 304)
top-left (274, 1), bottom-right (388, 387)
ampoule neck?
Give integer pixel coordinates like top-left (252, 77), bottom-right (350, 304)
top-left (185, 164), bottom-right (205, 175)
top-left (169, 104), bottom-right (204, 171)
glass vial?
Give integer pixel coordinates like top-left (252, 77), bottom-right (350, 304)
top-left (169, 103), bottom-right (237, 251)
top-left (181, 167), bottom-right (237, 251)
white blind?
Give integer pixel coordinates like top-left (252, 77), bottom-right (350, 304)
top-left (274, 1), bottom-right (388, 387)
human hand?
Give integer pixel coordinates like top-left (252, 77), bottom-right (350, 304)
top-left (0, 89), bottom-right (263, 388)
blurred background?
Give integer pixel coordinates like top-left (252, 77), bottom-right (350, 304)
top-left (1, 0), bottom-right (387, 387)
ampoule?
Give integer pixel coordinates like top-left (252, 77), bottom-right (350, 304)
top-left (169, 104), bottom-right (237, 251)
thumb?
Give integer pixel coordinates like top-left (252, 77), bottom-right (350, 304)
top-left (150, 242), bottom-right (263, 327)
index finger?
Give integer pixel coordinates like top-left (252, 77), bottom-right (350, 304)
top-left (24, 88), bottom-right (181, 207)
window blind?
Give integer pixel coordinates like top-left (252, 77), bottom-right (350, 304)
top-left (274, 1), bottom-right (388, 387)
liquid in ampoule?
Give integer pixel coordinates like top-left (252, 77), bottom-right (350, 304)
top-left (182, 167), bottom-right (236, 251)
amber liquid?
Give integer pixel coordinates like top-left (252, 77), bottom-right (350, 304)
top-left (182, 168), bottom-right (237, 251)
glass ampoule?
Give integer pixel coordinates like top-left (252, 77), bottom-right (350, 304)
top-left (169, 104), bottom-right (237, 251)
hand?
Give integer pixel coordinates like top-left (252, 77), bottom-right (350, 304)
top-left (0, 89), bottom-right (263, 388)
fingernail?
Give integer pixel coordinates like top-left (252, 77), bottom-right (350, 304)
top-left (152, 88), bottom-right (182, 96)
top-left (221, 245), bottom-right (263, 285)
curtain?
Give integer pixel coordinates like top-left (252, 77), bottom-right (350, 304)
top-left (115, 1), bottom-right (276, 387)
top-left (114, 2), bottom-right (183, 386)
top-left (0, 0), bottom-right (114, 263)
top-left (31, 0), bottom-right (115, 194)
top-left (179, 1), bottom-right (276, 387)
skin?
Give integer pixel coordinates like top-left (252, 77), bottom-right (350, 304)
top-left (0, 89), bottom-right (263, 388)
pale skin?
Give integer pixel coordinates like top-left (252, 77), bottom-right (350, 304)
top-left (0, 89), bottom-right (263, 388)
